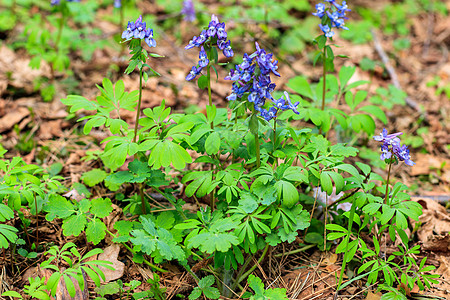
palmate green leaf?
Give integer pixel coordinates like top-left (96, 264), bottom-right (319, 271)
top-left (81, 169), bottom-right (107, 187)
top-left (62, 213), bottom-right (87, 237)
top-left (131, 230), bottom-right (157, 254)
top-left (44, 195), bottom-right (75, 221)
top-left (148, 140), bottom-right (192, 170)
top-left (188, 232), bottom-right (239, 253)
top-left (85, 218), bottom-right (106, 245)
top-left (90, 198), bottom-right (113, 218)
top-left (61, 95), bottom-right (98, 113)
top-left (155, 228), bottom-right (186, 263)
top-left (238, 192), bottom-right (258, 214)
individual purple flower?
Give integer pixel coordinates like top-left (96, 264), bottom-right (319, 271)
top-left (373, 128), bottom-right (403, 143)
top-left (222, 40), bottom-right (234, 57)
top-left (395, 145), bottom-right (415, 166)
top-left (122, 21), bottom-right (136, 39)
top-left (185, 37), bottom-right (199, 50)
top-left (273, 92), bottom-right (300, 114)
top-left (114, 0), bottom-right (121, 8)
top-left (207, 18), bottom-right (218, 37)
top-left (144, 28), bottom-right (156, 48)
top-left (312, 3), bottom-right (326, 18)
top-left (216, 23), bottom-right (227, 39)
top-left (186, 66), bottom-right (202, 81)
top-left (198, 46), bottom-right (209, 68)
top-left (260, 107), bottom-right (278, 121)
top-left (181, 0), bottom-right (196, 22)
top-left (319, 24), bottom-right (334, 38)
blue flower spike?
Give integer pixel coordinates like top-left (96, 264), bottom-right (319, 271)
top-left (185, 14), bottom-right (234, 81)
top-left (121, 15), bottom-right (157, 48)
top-left (312, 0), bottom-right (350, 38)
top-left (373, 128), bottom-right (415, 166)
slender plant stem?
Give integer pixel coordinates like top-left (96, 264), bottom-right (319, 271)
top-left (55, 14), bottom-right (64, 53)
top-left (323, 194), bottom-right (328, 251)
top-left (231, 253), bottom-right (253, 290)
top-left (384, 157), bottom-right (393, 204)
top-left (321, 46), bottom-right (327, 111)
top-left (273, 244), bottom-right (316, 257)
top-left (273, 118), bottom-right (277, 152)
top-left (139, 183), bottom-right (146, 214)
top-left (206, 67), bottom-right (214, 131)
top-left (133, 67), bottom-right (143, 143)
top-left (34, 193), bottom-right (39, 248)
top-left (255, 132), bottom-right (260, 168)
top-left (236, 244), bottom-right (270, 285)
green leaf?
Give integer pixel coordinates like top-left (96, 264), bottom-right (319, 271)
top-left (320, 172), bottom-right (333, 195)
top-left (61, 95), bottom-right (98, 113)
top-left (287, 76), bottom-right (314, 100)
top-left (189, 232), bottom-right (239, 253)
top-left (44, 195), bottom-right (74, 221)
top-left (90, 198), bottom-right (113, 218)
top-left (358, 105), bottom-right (387, 124)
top-left (206, 105), bottom-right (216, 124)
top-left (198, 275), bottom-right (215, 289)
top-left (339, 66), bottom-right (356, 89)
top-left (197, 75), bottom-right (208, 90)
top-left (188, 288), bottom-right (202, 300)
top-left (205, 132), bottom-right (220, 155)
top-left (202, 287), bottom-right (220, 299)
top-left (86, 218), bottom-right (107, 245)
top-left (275, 180), bottom-right (299, 208)
top-left (238, 192), bottom-right (258, 214)
top-left (62, 214), bottom-right (87, 237)
top-left (2, 291), bottom-right (23, 299)
top-left (81, 169), bottom-right (107, 187)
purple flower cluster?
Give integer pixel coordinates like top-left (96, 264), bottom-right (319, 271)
top-left (121, 16), bottom-right (156, 48)
top-left (114, 0), bottom-right (121, 8)
top-left (312, 0), bottom-right (350, 38)
top-left (181, 0), bottom-right (196, 22)
top-left (225, 42), bottom-right (299, 121)
top-left (51, 0), bottom-right (79, 5)
top-left (373, 128), bottom-right (415, 166)
top-left (185, 15), bottom-right (233, 81)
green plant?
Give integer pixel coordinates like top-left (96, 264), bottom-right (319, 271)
top-left (189, 275), bottom-right (220, 300)
top-left (40, 243), bottom-right (114, 298)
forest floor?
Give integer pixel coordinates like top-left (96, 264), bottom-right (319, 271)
top-left (0, 0), bottom-right (449, 299)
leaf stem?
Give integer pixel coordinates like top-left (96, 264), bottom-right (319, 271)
top-left (384, 156), bottom-right (393, 205)
top-left (255, 132), bottom-right (260, 168)
top-left (321, 45), bottom-right (327, 111)
top-left (133, 67), bottom-right (143, 144)
top-left (236, 244), bottom-right (269, 285)
top-left (34, 193), bottom-right (39, 248)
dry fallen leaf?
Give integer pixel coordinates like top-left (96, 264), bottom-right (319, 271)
top-left (365, 291), bottom-right (382, 300)
top-left (97, 244), bottom-right (125, 283)
top-left (410, 197), bottom-right (450, 243)
top-left (0, 107), bottom-right (29, 133)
